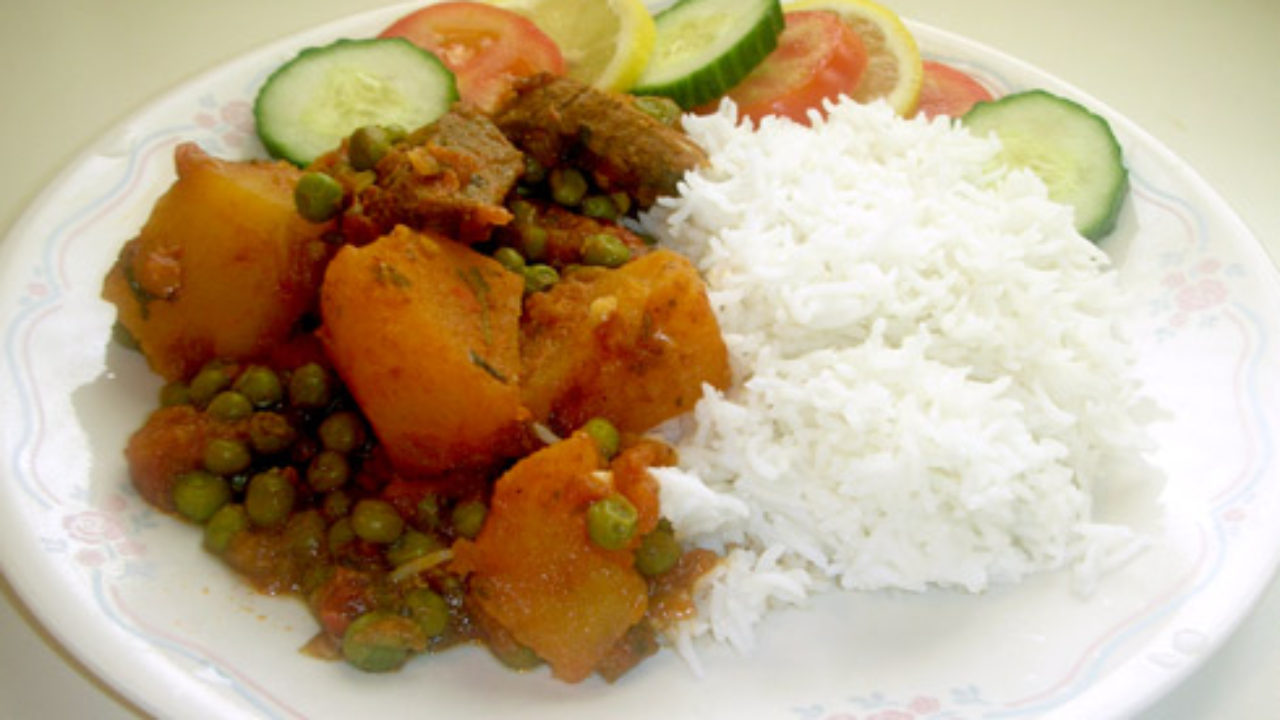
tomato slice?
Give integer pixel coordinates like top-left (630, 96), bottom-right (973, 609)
top-left (703, 10), bottom-right (867, 126)
top-left (914, 60), bottom-right (994, 118)
top-left (379, 1), bottom-right (566, 113)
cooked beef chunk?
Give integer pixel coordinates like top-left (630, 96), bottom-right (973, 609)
top-left (494, 74), bottom-right (707, 208)
top-left (356, 107), bottom-right (525, 243)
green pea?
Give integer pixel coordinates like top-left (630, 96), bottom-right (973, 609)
top-left (233, 365), bottom-right (283, 408)
top-left (300, 562), bottom-right (334, 597)
top-left (203, 437), bottom-right (251, 476)
top-left (386, 530), bottom-right (443, 567)
top-left (245, 468), bottom-right (296, 528)
top-left (206, 391), bottom-right (253, 422)
top-left (404, 588), bottom-right (449, 639)
top-left (550, 167), bottom-right (588, 207)
top-left (436, 573), bottom-right (465, 604)
top-left (288, 363), bottom-right (332, 409)
top-left (172, 470), bottom-right (231, 523)
top-left (351, 499), bottom-right (405, 544)
top-left (306, 449), bottom-right (350, 493)
top-left (451, 500), bottom-right (487, 539)
top-left (609, 191), bottom-right (632, 217)
top-left (342, 610), bottom-right (427, 673)
top-left (491, 642), bottom-right (543, 671)
top-left (188, 362), bottom-right (232, 407)
top-left (248, 411), bottom-right (297, 455)
top-left (285, 509), bottom-right (327, 560)
top-left (294, 172), bottom-right (344, 223)
top-left (581, 233), bottom-right (631, 268)
top-left (634, 520), bottom-right (681, 576)
top-left (414, 494), bottom-right (441, 531)
top-left (586, 494), bottom-right (637, 550)
top-left (348, 125), bottom-right (396, 171)
top-left (159, 381), bottom-right (190, 407)
top-left (521, 154), bottom-right (547, 184)
top-left (522, 264), bottom-right (559, 294)
top-left (493, 246), bottom-right (526, 273)
top-left (582, 417), bottom-right (620, 460)
top-left (632, 95), bottom-right (682, 127)
top-left (112, 320), bottom-right (140, 351)
top-left (203, 503), bottom-right (248, 554)
top-left (323, 489), bottom-right (353, 521)
top-left (521, 225), bottom-right (548, 262)
top-left (328, 517), bottom-right (356, 554)
top-left (510, 199), bottom-right (537, 227)
top-left (580, 194), bottom-right (619, 220)
top-left (318, 411), bottom-right (365, 453)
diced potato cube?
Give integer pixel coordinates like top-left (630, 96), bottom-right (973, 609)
top-left (451, 432), bottom-right (650, 683)
top-left (101, 143), bottom-right (332, 380)
top-left (320, 225), bottom-right (527, 477)
top-left (520, 249), bottom-right (731, 434)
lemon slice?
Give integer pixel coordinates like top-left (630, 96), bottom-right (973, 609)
top-left (784, 0), bottom-right (923, 115)
top-left (487, 0), bottom-right (657, 92)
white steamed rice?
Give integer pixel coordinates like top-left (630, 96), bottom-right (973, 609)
top-left (639, 97), bottom-right (1160, 659)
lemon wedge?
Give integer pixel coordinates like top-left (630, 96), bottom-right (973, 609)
top-left (488, 0), bottom-right (657, 92)
top-left (784, 0), bottom-right (923, 115)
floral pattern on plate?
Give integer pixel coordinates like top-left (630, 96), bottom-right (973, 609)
top-left (2, 10), bottom-right (1278, 720)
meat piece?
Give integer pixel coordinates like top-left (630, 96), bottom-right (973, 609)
top-left (494, 74), bottom-right (707, 207)
top-left (349, 107), bottom-right (525, 243)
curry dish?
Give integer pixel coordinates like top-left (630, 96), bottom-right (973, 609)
top-left (102, 74), bottom-right (728, 682)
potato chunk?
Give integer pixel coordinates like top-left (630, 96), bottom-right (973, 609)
top-left (520, 249), bottom-right (731, 434)
top-left (320, 225), bottom-right (527, 477)
top-left (451, 432), bottom-right (655, 683)
top-left (101, 143), bottom-right (332, 380)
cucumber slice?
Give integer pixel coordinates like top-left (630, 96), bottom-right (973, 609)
top-left (254, 37), bottom-right (457, 166)
top-left (632, 0), bottom-right (785, 109)
top-left (962, 89), bottom-right (1128, 241)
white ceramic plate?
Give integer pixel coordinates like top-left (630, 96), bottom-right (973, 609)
top-left (3, 5), bottom-right (1279, 719)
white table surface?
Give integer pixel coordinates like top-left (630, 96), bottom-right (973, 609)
top-left (2, 1), bottom-right (1277, 717)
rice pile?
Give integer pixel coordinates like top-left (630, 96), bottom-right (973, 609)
top-left (640, 98), bottom-right (1159, 658)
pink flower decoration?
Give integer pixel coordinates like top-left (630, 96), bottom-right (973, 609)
top-left (1194, 258), bottom-right (1221, 275)
top-left (74, 548), bottom-right (107, 568)
top-left (221, 130), bottom-right (251, 150)
top-left (908, 696), bottom-right (941, 714)
top-left (103, 494), bottom-right (128, 514)
top-left (1175, 278), bottom-right (1228, 313)
top-left (220, 100), bottom-right (253, 130)
top-left (63, 511), bottom-right (125, 545)
top-left (114, 538), bottom-right (147, 557)
top-left (867, 711), bottom-right (914, 720)
top-left (1162, 272), bottom-right (1186, 289)
top-left (195, 112), bottom-right (218, 128)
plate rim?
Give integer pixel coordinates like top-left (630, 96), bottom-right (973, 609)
top-left (2, 6), bottom-right (1279, 720)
